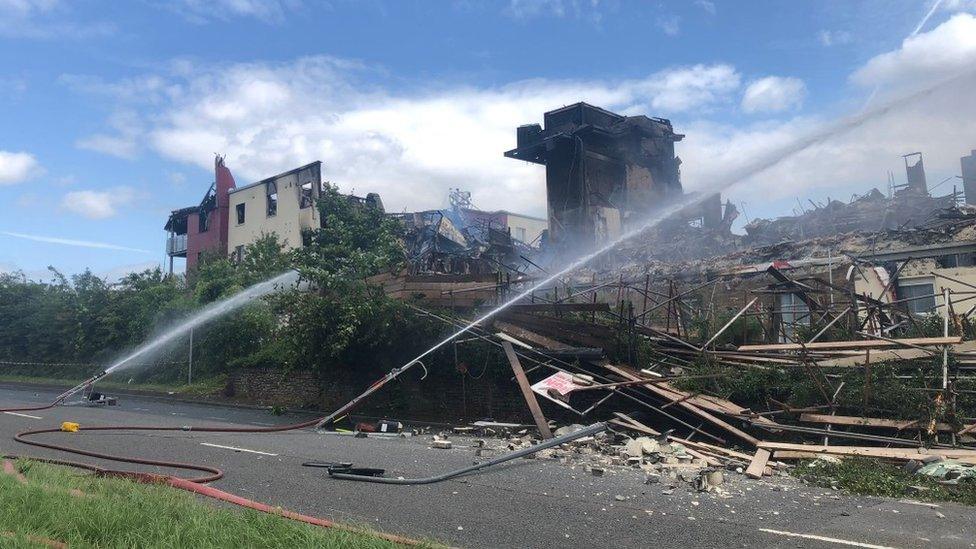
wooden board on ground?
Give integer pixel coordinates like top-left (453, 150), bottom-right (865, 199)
top-left (757, 441), bottom-right (976, 464)
top-left (601, 363), bottom-right (760, 446)
top-left (745, 449), bottom-right (771, 478)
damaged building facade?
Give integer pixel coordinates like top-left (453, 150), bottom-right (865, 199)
top-left (165, 157), bottom-right (382, 272)
top-left (505, 102), bottom-right (735, 252)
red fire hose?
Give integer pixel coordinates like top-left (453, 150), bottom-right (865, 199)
top-left (1, 453), bottom-right (422, 546)
top-left (2, 378), bottom-right (427, 545)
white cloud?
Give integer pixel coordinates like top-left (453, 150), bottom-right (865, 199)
top-left (167, 171), bottom-right (187, 187)
top-left (942, 0), bottom-right (976, 11)
top-left (166, 0), bottom-right (300, 24)
top-left (76, 111), bottom-right (144, 159)
top-left (1, 231), bottom-right (151, 253)
top-left (60, 187), bottom-right (137, 219)
top-left (679, 20), bottom-right (976, 208)
top-left (741, 76), bottom-right (806, 114)
top-left (695, 0), bottom-right (716, 15)
top-left (107, 59), bottom-right (740, 215)
top-left (818, 29), bottom-right (852, 47)
top-left (68, 15), bottom-right (976, 225)
top-left (656, 14), bottom-right (680, 36)
top-left (852, 13), bottom-right (976, 90)
top-left (504, 0), bottom-right (604, 22)
top-left (0, 0), bottom-right (114, 38)
top-left (0, 150), bottom-right (40, 184)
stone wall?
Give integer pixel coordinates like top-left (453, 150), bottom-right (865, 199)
top-left (226, 366), bottom-right (564, 424)
top-left (227, 368), bottom-right (321, 407)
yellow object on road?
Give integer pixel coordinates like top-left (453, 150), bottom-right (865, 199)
top-left (60, 422), bottom-right (80, 433)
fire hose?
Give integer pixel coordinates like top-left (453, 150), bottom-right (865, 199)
top-left (0, 362), bottom-right (442, 544)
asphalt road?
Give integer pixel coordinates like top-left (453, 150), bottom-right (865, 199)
top-left (2, 384), bottom-right (975, 549)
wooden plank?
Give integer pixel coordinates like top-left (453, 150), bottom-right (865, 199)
top-left (493, 321), bottom-right (571, 350)
top-left (602, 364), bottom-right (760, 446)
top-left (502, 342), bottom-right (553, 440)
top-left (745, 449), bottom-right (771, 478)
top-left (799, 413), bottom-right (954, 432)
top-left (737, 336), bottom-right (962, 353)
top-left (507, 303), bottom-right (611, 313)
top-left (773, 450), bottom-right (832, 460)
top-left (757, 441), bottom-right (976, 462)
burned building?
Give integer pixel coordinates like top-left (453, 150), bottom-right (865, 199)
top-left (165, 156), bottom-right (237, 273)
top-left (963, 150), bottom-right (976, 205)
top-left (743, 151), bottom-right (962, 246)
top-left (165, 156), bottom-right (382, 272)
top-left (505, 103), bottom-right (687, 249)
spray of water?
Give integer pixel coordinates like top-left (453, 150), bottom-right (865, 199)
top-left (56, 270), bottom-right (300, 403)
top-left (314, 67), bottom-right (976, 427)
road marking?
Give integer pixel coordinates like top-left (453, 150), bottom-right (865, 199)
top-left (3, 412), bottom-right (42, 419)
top-left (759, 528), bottom-right (898, 549)
top-left (207, 416), bottom-right (228, 421)
top-left (200, 442), bottom-right (278, 456)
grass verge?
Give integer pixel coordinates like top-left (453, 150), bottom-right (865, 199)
top-left (0, 459), bottom-right (419, 548)
top-left (793, 457), bottom-right (976, 506)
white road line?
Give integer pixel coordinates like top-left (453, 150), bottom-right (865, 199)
top-left (200, 442), bottom-right (278, 456)
top-left (759, 528), bottom-right (898, 549)
top-left (3, 411), bottom-right (42, 419)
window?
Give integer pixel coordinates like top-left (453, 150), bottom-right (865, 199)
top-left (515, 227), bottom-right (527, 242)
top-left (779, 293), bottom-right (810, 342)
top-left (898, 282), bottom-right (936, 315)
top-left (266, 181), bottom-right (278, 217)
top-left (234, 245), bottom-right (244, 263)
top-left (198, 210), bottom-right (209, 233)
top-left (236, 203), bottom-right (246, 224)
top-left (300, 182), bottom-right (313, 208)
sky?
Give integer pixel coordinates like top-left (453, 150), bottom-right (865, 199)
top-left (2, 0), bottom-right (976, 280)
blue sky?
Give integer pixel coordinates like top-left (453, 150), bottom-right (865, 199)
top-left (2, 0), bottom-right (976, 279)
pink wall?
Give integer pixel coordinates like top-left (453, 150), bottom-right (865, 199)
top-left (186, 156), bottom-right (237, 270)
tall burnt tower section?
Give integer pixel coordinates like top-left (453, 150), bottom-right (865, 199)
top-left (505, 102), bottom-right (684, 250)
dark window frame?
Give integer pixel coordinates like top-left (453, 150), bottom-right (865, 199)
top-left (266, 181), bottom-right (278, 217)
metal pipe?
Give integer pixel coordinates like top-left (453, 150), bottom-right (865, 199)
top-left (701, 297), bottom-right (758, 350)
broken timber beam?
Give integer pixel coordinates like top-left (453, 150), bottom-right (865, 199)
top-left (602, 364), bottom-right (760, 446)
top-left (799, 413), bottom-right (954, 432)
top-left (493, 320), bottom-right (571, 350)
top-left (766, 265), bottom-right (821, 312)
top-left (737, 336), bottom-right (961, 352)
top-left (502, 341), bottom-right (553, 440)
